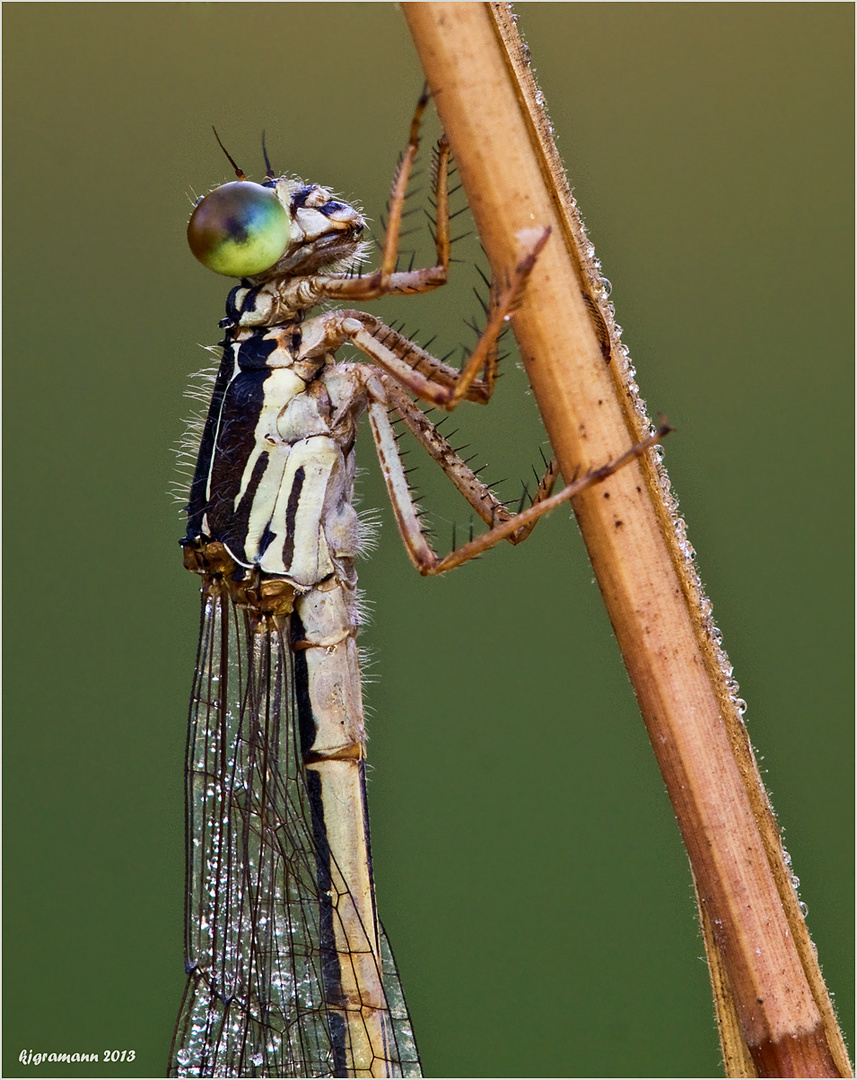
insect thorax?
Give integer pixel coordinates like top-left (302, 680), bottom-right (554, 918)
top-left (186, 293), bottom-right (365, 588)
top-left (223, 275), bottom-right (331, 328)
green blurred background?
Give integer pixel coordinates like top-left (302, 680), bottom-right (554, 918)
top-left (3, 4), bottom-right (852, 1077)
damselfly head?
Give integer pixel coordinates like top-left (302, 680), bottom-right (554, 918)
top-left (188, 175), bottom-right (365, 280)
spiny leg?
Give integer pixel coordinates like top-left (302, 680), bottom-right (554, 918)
top-left (328, 227), bottom-right (550, 410)
top-left (424, 432), bottom-right (668, 574)
top-left (444, 226), bottom-right (550, 408)
top-left (366, 372), bottom-right (670, 575)
top-left (377, 88), bottom-right (449, 284)
top-left (428, 132), bottom-right (451, 279)
top-left (380, 375), bottom-right (560, 538)
top-left (322, 92), bottom-right (551, 409)
top-left (323, 90), bottom-right (451, 303)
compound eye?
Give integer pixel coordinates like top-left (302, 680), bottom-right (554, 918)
top-left (187, 181), bottom-right (291, 277)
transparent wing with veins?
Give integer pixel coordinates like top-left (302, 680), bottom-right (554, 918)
top-left (170, 589), bottom-right (420, 1078)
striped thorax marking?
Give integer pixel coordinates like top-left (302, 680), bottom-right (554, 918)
top-left (187, 319), bottom-right (362, 585)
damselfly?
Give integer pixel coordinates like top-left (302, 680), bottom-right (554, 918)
top-left (169, 93), bottom-right (666, 1078)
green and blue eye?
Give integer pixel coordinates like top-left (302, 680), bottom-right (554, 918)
top-left (187, 181), bottom-right (291, 277)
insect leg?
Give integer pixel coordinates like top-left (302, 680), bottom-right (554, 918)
top-left (366, 373), bottom-right (669, 575)
top-left (376, 89), bottom-right (443, 284)
top-left (322, 92), bottom-right (451, 302)
top-left (328, 228), bottom-right (549, 409)
top-left (380, 374), bottom-right (560, 541)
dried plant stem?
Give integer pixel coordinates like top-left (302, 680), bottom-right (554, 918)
top-left (402, 4), bottom-right (850, 1077)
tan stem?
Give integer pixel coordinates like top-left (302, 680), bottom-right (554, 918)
top-left (402, 3), bottom-right (851, 1077)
